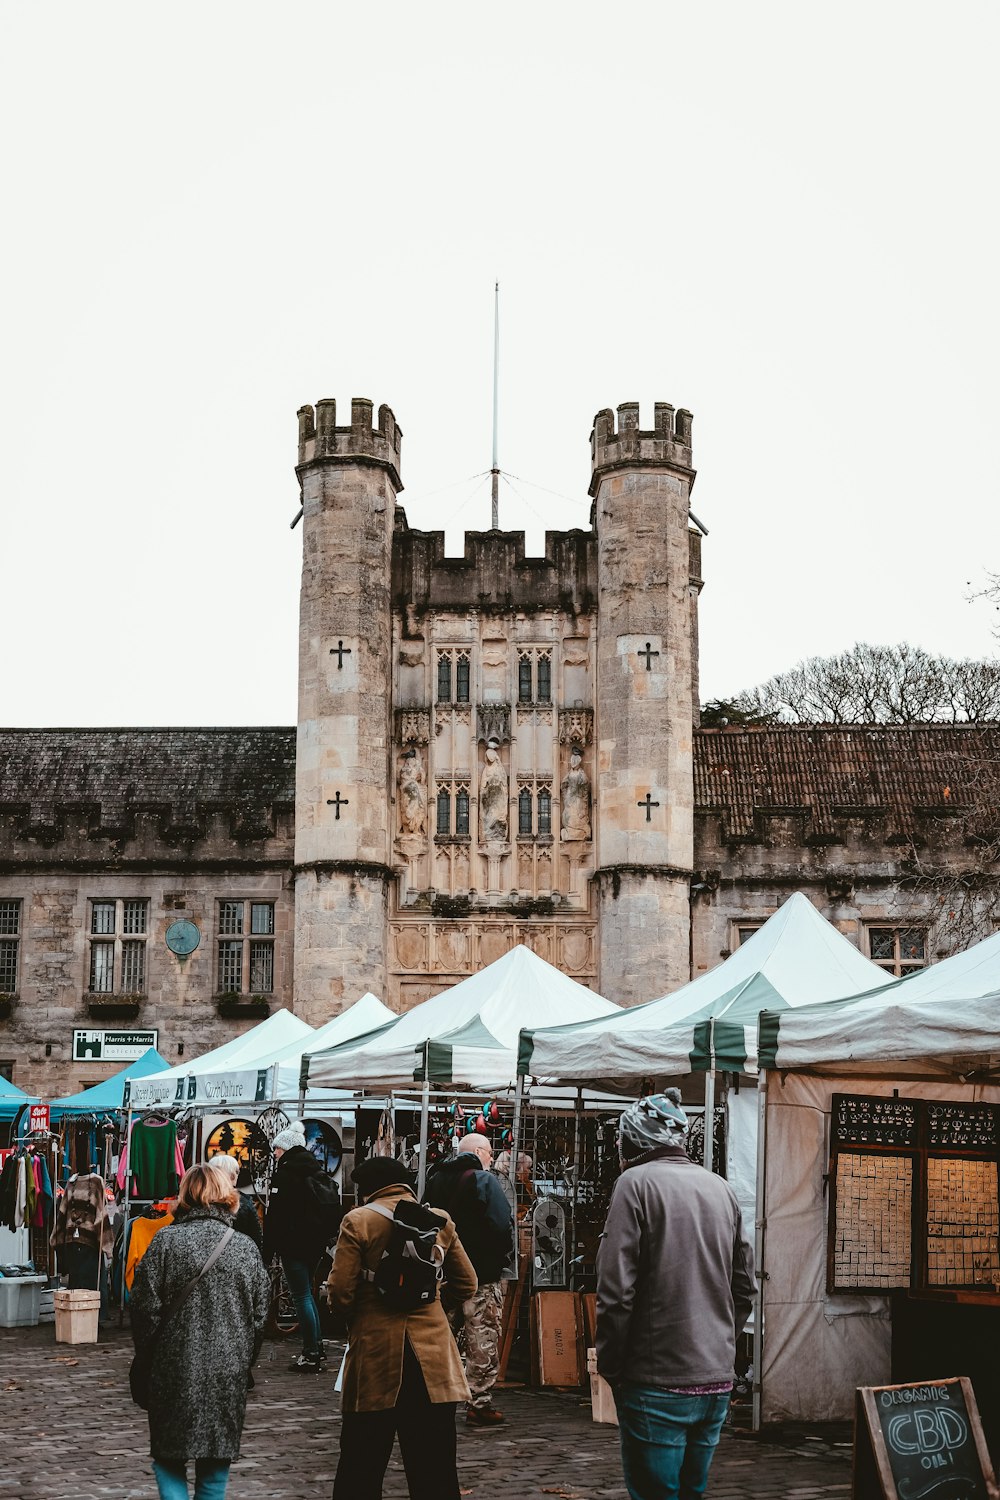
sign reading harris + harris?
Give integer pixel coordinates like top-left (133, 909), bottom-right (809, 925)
top-left (854, 1377), bottom-right (997, 1499)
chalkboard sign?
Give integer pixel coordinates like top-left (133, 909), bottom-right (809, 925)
top-left (854, 1377), bottom-right (996, 1500)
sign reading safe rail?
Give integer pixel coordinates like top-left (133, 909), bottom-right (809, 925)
top-left (854, 1377), bottom-right (997, 1500)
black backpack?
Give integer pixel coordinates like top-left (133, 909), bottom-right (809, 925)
top-left (364, 1199), bottom-right (444, 1311)
top-left (303, 1171), bottom-right (343, 1244)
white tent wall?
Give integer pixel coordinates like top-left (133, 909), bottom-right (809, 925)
top-left (726, 1083), bottom-right (758, 1221)
top-left (760, 1070), bottom-right (1000, 1425)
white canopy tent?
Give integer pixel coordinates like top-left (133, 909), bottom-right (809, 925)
top-left (753, 929), bottom-right (1000, 1428)
top-left (519, 893), bottom-right (892, 1214)
top-left (302, 945), bottom-right (617, 1093)
top-left (260, 992), bottom-right (395, 1100)
top-left (519, 893), bottom-right (890, 1087)
top-left (759, 926), bottom-right (1000, 1073)
top-left (127, 1007), bottom-right (316, 1108)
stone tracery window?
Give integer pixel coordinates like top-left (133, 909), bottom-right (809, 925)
top-left (517, 649), bottom-right (552, 705)
top-left (436, 783), bottom-right (470, 837)
top-left (437, 650), bottom-right (471, 705)
top-left (88, 898), bottom-right (148, 994)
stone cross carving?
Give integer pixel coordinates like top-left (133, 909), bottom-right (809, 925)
top-left (638, 792), bottom-right (660, 822)
top-left (330, 641), bottom-right (352, 669)
top-left (638, 642), bottom-right (660, 670)
top-left (326, 792), bottom-right (349, 819)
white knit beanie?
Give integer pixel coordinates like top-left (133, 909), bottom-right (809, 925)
top-left (272, 1120), bottom-right (307, 1153)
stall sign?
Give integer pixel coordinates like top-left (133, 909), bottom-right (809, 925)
top-left (27, 1104), bottom-right (50, 1135)
top-left (123, 1075), bottom-right (187, 1110)
top-left (72, 1028), bottom-right (159, 1063)
top-left (854, 1377), bottom-right (995, 1499)
top-left (185, 1068), bottom-right (272, 1105)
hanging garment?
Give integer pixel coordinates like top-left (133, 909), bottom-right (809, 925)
top-left (24, 1155), bottom-right (37, 1225)
top-left (0, 1155), bottom-right (19, 1230)
top-left (124, 1210), bottom-right (175, 1289)
top-left (118, 1119), bottom-right (182, 1199)
top-left (50, 1173), bottom-right (113, 1254)
top-left (14, 1157), bottom-right (27, 1229)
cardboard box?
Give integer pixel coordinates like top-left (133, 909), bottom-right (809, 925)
top-left (53, 1288), bottom-right (101, 1344)
top-left (581, 1291), bottom-right (597, 1348)
top-left (533, 1290), bottom-right (584, 1387)
top-left (587, 1347), bottom-right (619, 1425)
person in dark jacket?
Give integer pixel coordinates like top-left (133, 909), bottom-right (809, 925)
top-left (263, 1120), bottom-right (339, 1372)
top-left (131, 1163), bottom-right (270, 1500)
top-left (596, 1090), bottom-right (757, 1500)
top-left (424, 1132), bottom-right (513, 1425)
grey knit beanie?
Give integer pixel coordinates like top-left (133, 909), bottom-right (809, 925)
top-left (272, 1120), bottom-right (307, 1153)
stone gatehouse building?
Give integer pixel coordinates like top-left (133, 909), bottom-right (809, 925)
top-left (2, 397), bottom-right (995, 1093)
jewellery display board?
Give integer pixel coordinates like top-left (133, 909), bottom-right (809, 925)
top-left (828, 1094), bottom-right (1000, 1296)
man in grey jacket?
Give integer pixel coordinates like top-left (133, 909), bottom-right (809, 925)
top-left (596, 1090), bottom-right (756, 1500)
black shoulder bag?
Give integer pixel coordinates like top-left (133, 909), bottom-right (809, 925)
top-left (129, 1226), bottom-right (235, 1409)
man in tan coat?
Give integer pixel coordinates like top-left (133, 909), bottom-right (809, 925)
top-left (328, 1156), bottom-right (477, 1500)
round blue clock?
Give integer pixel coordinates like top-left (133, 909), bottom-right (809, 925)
top-left (165, 919), bottom-right (201, 956)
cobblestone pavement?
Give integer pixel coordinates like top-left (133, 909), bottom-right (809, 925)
top-left (0, 1324), bottom-right (852, 1499)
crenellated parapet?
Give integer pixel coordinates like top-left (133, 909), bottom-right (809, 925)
top-left (393, 525), bottom-right (597, 615)
top-left (589, 401), bottom-right (694, 496)
top-left (297, 397), bottom-right (403, 490)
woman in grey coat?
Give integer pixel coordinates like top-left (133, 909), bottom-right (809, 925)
top-left (131, 1164), bottom-right (270, 1500)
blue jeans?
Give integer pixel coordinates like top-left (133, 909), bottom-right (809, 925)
top-left (282, 1256), bottom-right (322, 1358)
top-left (616, 1386), bottom-right (730, 1500)
top-left (151, 1460), bottom-right (230, 1500)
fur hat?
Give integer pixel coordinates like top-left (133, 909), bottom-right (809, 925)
top-left (351, 1156), bottom-right (415, 1196)
top-left (272, 1120), bottom-right (307, 1153)
top-left (618, 1089), bottom-right (689, 1165)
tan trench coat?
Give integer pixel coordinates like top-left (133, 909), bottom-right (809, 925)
top-left (328, 1183), bottom-right (478, 1413)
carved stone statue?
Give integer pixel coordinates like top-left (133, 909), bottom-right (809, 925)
top-left (479, 737), bottom-right (509, 842)
top-left (560, 747), bottom-right (592, 842)
top-left (397, 748), bottom-right (427, 836)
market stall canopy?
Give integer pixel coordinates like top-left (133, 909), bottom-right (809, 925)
top-left (303, 945), bottom-right (617, 1091)
top-left (0, 1074), bottom-right (38, 1122)
top-left (201, 991), bottom-right (395, 1101)
top-left (154, 1007), bottom-right (314, 1083)
top-left (518, 892), bottom-right (891, 1088)
top-left (48, 1047), bottom-right (170, 1119)
top-left (758, 926), bottom-right (1000, 1074)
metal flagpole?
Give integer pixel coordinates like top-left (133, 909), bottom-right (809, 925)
top-left (490, 281), bottom-right (500, 530)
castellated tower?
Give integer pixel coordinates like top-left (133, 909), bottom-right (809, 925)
top-left (293, 398), bottom-right (400, 1021)
top-left (590, 402), bottom-right (698, 1003)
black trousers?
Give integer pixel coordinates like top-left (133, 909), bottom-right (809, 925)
top-left (332, 1341), bottom-right (460, 1500)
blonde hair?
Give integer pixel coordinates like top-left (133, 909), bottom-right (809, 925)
top-left (209, 1153), bottom-right (241, 1184)
top-left (178, 1163), bottom-right (239, 1215)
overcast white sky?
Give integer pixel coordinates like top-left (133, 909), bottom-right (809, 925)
top-left (2, 3), bottom-right (997, 727)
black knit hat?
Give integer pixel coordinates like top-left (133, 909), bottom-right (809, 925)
top-left (350, 1156), bottom-right (415, 1196)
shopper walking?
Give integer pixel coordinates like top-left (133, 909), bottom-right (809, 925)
top-left (328, 1156), bottom-right (478, 1500)
top-left (596, 1091), bottom-right (756, 1500)
top-left (263, 1119), bottom-right (341, 1372)
top-left (130, 1164), bottom-right (270, 1500)
top-left (424, 1132), bottom-right (514, 1425)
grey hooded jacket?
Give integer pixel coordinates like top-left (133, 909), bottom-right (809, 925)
top-left (596, 1150), bottom-right (756, 1388)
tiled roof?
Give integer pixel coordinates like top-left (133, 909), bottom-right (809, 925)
top-left (693, 724), bottom-right (1000, 839)
top-left (0, 728), bottom-right (296, 826)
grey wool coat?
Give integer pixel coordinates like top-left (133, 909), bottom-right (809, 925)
top-left (130, 1206), bottom-right (270, 1464)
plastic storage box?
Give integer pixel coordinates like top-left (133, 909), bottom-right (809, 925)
top-left (0, 1274), bottom-right (47, 1328)
top-left (53, 1288), bottom-right (101, 1344)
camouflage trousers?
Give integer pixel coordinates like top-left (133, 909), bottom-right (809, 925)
top-left (448, 1280), bottom-right (504, 1408)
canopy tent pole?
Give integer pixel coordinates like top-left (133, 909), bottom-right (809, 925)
top-left (509, 1074), bottom-right (526, 1275)
top-left (703, 1069), bottom-right (716, 1170)
top-left (119, 1097), bottom-right (135, 1324)
top-left (751, 1068), bottom-right (768, 1432)
top-left (416, 1078), bottom-right (431, 1198)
